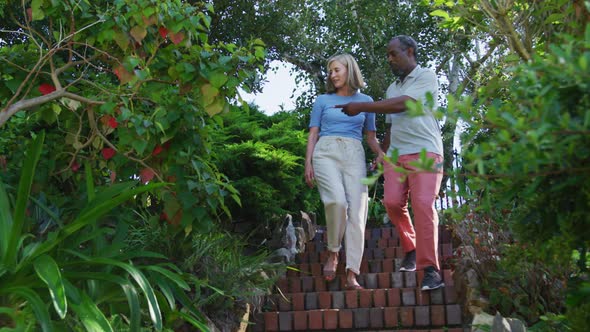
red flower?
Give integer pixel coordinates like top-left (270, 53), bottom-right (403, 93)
top-left (101, 147), bottom-right (116, 160)
top-left (107, 116), bottom-right (118, 129)
top-left (140, 167), bottom-right (155, 184)
top-left (160, 212), bottom-right (168, 221)
top-left (158, 26), bottom-right (169, 39)
top-left (152, 145), bottom-right (163, 156)
top-left (71, 160), bottom-right (80, 172)
top-left (39, 83), bottom-right (56, 95)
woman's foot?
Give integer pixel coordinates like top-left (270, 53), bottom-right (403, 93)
top-left (323, 252), bottom-right (338, 281)
top-left (345, 270), bottom-right (363, 290)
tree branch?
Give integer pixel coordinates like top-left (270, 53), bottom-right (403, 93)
top-left (0, 89), bottom-right (104, 127)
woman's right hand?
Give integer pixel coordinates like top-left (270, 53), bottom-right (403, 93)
top-left (305, 162), bottom-right (315, 188)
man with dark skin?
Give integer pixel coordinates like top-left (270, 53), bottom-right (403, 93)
top-left (337, 35), bottom-right (445, 290)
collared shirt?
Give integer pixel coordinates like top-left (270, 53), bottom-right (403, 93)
top-left (384, 65), bottom-right (443, 156)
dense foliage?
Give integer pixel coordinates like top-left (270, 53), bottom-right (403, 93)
top-left (430, 0), bottom-right (590, 328)
top-left (0, 0), bottom-right (274, 330)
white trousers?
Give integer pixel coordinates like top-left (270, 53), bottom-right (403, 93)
top-left (312, 136), bottom-right (368, 275)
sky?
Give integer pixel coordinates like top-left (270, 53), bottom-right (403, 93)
top-left (240, 60), bottom-right (310, 115)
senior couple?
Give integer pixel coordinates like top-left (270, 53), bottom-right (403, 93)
top-left (304, 35), bottom-right (444, 291)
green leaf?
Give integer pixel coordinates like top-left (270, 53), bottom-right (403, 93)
top-left (4, 132), bottom-right (44, 268)
top-left (145, 265), bottom-right (190, 290)
top-left (430, 9), bottom-right (450, 20)
top-left (33, 255), bottom-right (67, 319)
top-left (89, 258), bottom-right (162, 330)
top-left (27, 182), bottom-right (166, 263)
top-left (65, 271), bottom-right (140, 331)
top-left (31, 0), bottom-right (45, 21)
top-left (209, 71), bottom-right (228, 88)
top-left (70, 292), bottom-right (114, 332)
top-left (1, 286), bottom-right (53, 332)
top-left (0, 182), bottom-right (13, 264)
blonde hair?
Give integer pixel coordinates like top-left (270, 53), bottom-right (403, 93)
top-left (325, 53), bottom-right (365, 94)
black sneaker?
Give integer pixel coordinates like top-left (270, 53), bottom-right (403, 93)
top-left (421, 266), bottom-right (445, 290)
top-left (399, 250), bottom-right (416, 272)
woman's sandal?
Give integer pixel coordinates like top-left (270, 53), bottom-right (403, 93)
top-left (323, 254), bottom-right (338, 282)
top-left (323, 269), bottom-right (336, 282)
top-left (344, 283), bottom-right (364, 290)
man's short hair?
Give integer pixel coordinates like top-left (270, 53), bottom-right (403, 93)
top-left (392, 35), bottom-right (418, 61)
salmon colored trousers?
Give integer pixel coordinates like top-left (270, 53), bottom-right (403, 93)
top-left (382, 152), bottom-right (443, 270)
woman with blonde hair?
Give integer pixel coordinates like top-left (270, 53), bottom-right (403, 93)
top-left (305, 53), bottom-right (384, 289)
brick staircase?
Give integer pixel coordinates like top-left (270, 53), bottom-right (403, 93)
top-left (248, 225), bottom-right (468, 331)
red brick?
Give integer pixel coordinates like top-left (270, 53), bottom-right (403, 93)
top-left (308, 252), bottom-right (319, 264)
top-left (310, 263), bottom-right (322, 277)
top-left (314, 276), bottom-right (326, 292)
top-left (323, 309), bottom-right (338, 329)
top-left (318, 292), bottom-right (331, 309)
top-left (278, 294), bottom-right (291, 311)
top-left (291, 293), bottom-right (304, 311)
top-left (381, 227), bottom-right (392, 239)
top-left (383, 307), bottom-right (399, 327)
top-left (378, 272), bottom-right (391, 288)
top-left (308, 310), bottom-right (322, 330)
top-left (276, 277), bottom-right (288, 293)
top-left (293, 311), bottom-right (308, 330)
top-left (360, 259), bottom-right (369, 273)
top-left (431, 304), bottom-right (446, 326)
top-left (387, 288), bottom-right (401, 306)
top-left (373, 289), bottom-right (386, 307)
top-left (416, 288), bottom-right (430, 305)
top-left (378, 238), bottom-right (389, 248)
top-left (443, 269), bottom-right (454, 286)
top-left (445, 285), bottom-right (458, 303)
top-left (264, 312), bottom-right (278, 332)
top-left (345, 290), bottom-right (358, 308)
top-left (339, 309), bottom-right (353, 329)
top-left (359, 289), bottom-right (372, 307)
top-left (299, 263), bottom-right (310, 276)
top-left (287, 267), bottom-right (297, 277)
top-left (383, 259), bottom-right (394, 273)
top-left (415, 306), bottom-right (430, 326)
top-left (389, 238), bottom-right (400, 248)
top-left (400, 307), bottom-right (414, 327)
top-left (384, 247), bottom-right (396, 258)
top-left (290, 278), bottom-right (301, 293)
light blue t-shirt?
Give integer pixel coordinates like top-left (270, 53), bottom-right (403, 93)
top-left (309, 92), bottom-right (376, 141)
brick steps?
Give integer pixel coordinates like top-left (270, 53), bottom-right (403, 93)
top-left (259, 305), bottom-right (463, 331)
top-left (277, 270), bottom-right (455, 293)
top-left (248, 226), bottom-right (465, 331)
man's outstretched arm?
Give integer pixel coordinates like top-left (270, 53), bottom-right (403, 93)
top-left (335, 95), bottom-right (414, 116)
